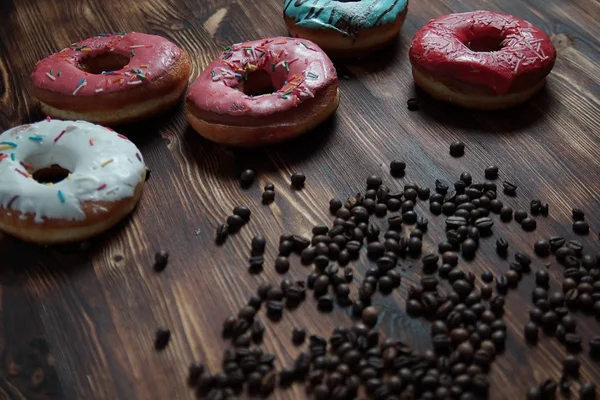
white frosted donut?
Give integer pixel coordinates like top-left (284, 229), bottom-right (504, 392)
top-left (0, 119), bottom-right (146, 244)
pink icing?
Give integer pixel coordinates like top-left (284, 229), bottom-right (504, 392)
top-left (409, 11), bottom-right (556, 94)
top-left (186, 37), bottom-right (337, 117)
top-left (31, 32), bottom-right (183, 96)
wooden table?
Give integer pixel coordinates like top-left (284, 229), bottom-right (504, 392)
top-left (1, 0), bottom-right (599, 398)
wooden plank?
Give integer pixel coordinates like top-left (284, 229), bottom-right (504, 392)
top-left (0, 0), bottom-right (599, 398)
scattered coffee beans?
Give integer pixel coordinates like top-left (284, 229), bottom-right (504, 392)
top-left (450, 141), bottom-right (465, 157)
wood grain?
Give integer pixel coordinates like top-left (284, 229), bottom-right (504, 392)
top-left (1, 0), bottom-right (600, 399)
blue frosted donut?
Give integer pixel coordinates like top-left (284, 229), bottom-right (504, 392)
top-left (283, 0), bottom-right (408, 56)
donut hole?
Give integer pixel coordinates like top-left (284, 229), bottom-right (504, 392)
top-left (78, 52), bottom-right (130, 75)
top-left (237, 70), bottom-right (281, 97)
top-left (467, 37), bottom-right (505, 52)
top-left (26, 153), bottom-right (74, 184)
top-left (32, 165), bottom-right (71, 184)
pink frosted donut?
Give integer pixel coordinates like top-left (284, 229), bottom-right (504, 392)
top-left (409, 11), bottom-right (556, 109)
top-left (32, 32), bottom-right (192, 125)
top-left (185, 37), bottom-right (339, 147)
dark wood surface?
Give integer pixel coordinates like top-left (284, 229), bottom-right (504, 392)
top-left (1, 0), bottom-right (600, 398)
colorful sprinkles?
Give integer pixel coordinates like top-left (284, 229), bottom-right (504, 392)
top-left (58, 190), bottom-right (66, 203)
top-left (97, 184), bottom-right (107, 191)
top-left (101, 158), bottom-right (114, 167)
top-left (20, 161), bottom-right (34, 171)
top-left (15, 168), bottom-right (29, 178)
top-left (54, 130), bottom-right (66, 142)
top-left (73, 78), bottom-right (87, 95)
top-left (7, 195), bottom-right (19, 208)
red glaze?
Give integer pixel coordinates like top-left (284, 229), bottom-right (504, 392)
top-left (186, 37), bottom-right (337, 118)
top-left (409, 11), bottom-right (556, 94)
top-left (32, 33), bottom-right (183, 96)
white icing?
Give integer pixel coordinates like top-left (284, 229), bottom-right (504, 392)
top-left (0, 120), bottom-right (145, 223)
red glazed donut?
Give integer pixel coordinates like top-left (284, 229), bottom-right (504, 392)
top-left (32, 32), bottom-right (192, 125)
top-left (409, 11), bottom-right (556, 109)
top-left (186, 37), bottom-right (339, 147)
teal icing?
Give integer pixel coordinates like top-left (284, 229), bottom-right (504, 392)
top-left (284, 0), bottom-right (408, 35)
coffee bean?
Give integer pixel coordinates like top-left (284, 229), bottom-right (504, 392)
top-left (187, 361), bottom-right (205, 387)
top-left (541, 311), bottom-right (558, 332)
top-left (573, 220), bottom-right (590, 235)
top-left (317, 294), bottom-right (333, 312)
top-left (262, 190), bottom-right (275, 203)
top-left (480, 284), bottom-right (493, 299)
top-left (366, 175), bottom-right (383, 189)
top-left (495, 238), bottom-right (509, 258)
top-left (450, 141), bottom-right (465, 157)
top-left (421, 275), bottom-right (439, 291)
top-left (238, 305), bottom-right (257, 321)
top-left (401, 210), bottom-right (417, 225)
top-left (440, 251), bottom-right (458, 267)
top-left (495, 275), bottom-right (508, 294)
top-left (513, 253), bottom-right (531, 272)
top-left (216, 224), bottom-right (229, 244)
top-left (446, 216), bottom-right (468, 230)
top-left (290, 172), bottom-right (306, 188)
top-left (480, 271), bottom-right (493, 284)
top-left (407, 237), bottom-right (422, 255)
top-left (475, 217), bottom-right (494, 232)
top-left (506, 270), bottom-right (520, 286)
top-left (530, 199), bottom-right (542, 215)
top-left (290, 327), bottom-right (306, 345)
top-left (362, 306), bottom-right (379, 327)
top-left (153, 250), bottom-right (169, 272)
top-left (154, 327), bottom-right (171, 350)
top-left (534, 240), bottom-right (550, 257)
top-left (406, 299), bottom-right (423, 316)
top-left (422, 254), bottom-right (439, 271)
top-left (569, 207), bottom-right (586, 221)
top-left (462, 239), bottom-right (478, 259)
top-left (275, 256), bottom-right (290, 274)
top-left (502, 181), bottom-right (517, 195)
top-left (240, 169), bottom-right (256, 187)
top-left (374, 203), bottom-right (387, 217)
top-left (580, 382), bottom-right (597, 400)
top-left (330, 198), bottom-right (343, 214)
top-left (452, 280), bottom-right (473, 297)
top-left (290, 235), bottom-right (310, 253)
top-left (390, 160), bottom-right (406, 176)
top-left (377, 276), bottom-right (394, 294)
top-left (499, 206), bottom-right (513, 222)
top-left (565, 333), bottom-right (582, 351)
top-left (251, 235), bottom-right (266, 255)
top-left (489, 199), bottom-right (503, 213)
top-left (481, 166), bottom-right (499, 181)
top-left (511, 211), bottom-right (526, 225)
top-left (524, 322), bottom-right (539, 343)
top-left (562, 354), bottom-right (580, 376)
top-left (522, 218), bottom-right (537, 231)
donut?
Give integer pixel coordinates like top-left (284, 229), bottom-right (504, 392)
top-left (283, 0), bottom-right (408, 57)
top-left (185, 37), bottom-right (339, 147)
top-left (31, 32), bottom-right (192, 125)
top-left (409, 11), bottom-right (556, 110)
top-left (0, 119), bottom-right (146, 245)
